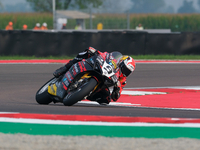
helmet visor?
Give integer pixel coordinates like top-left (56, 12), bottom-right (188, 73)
top-left (120, 62), bottom-right (132, 77)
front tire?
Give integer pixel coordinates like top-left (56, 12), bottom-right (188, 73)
top-left (35, 77), bottom-right (57, 105)
top-left (63, 78), bottom-right (97, 106)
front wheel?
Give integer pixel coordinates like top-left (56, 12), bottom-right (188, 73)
top-left (35, 77), bottom-right (58, 105)
top-left (63, 78), bottom-right (97, 106)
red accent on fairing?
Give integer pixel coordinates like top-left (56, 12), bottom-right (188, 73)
top-left (72, 66), bottom-right (77, 76)
top-left (81, 61), bottom-right (87, 71)
top-left (92, 76), bottom-right (99, 82)
top-left (62, 83), bottom-right (68, 90)
top-left (97, 51), bottom-right (108, 60)
top-left (78, 62), bottom-right (83, 72)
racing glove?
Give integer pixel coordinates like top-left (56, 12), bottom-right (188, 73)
top-left (85, 47), bottom-right (98, 56)
top-left (111, 86), bottom-right (120, 101)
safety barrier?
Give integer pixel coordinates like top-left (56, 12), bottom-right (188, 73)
top-left (0, 30), bottom-right (199, 56)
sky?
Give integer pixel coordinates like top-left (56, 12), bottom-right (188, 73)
top-left (1, 0), bottom-right (25, 5)
top-left (0, 0), bottom-right (199, 13)
top-left (164, 0), bottom-right (199, 10)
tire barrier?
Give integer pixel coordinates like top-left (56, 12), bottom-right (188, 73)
top-left (0, 30), bottom-right (200, 56)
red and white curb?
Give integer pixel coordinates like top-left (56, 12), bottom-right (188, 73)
top-left (79, 86), bottom-right (200, 110)
top-left (0, 112), bottom-right (200, 127)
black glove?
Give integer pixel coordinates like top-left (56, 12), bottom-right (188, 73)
top-left (85, 47), bottom-right (98, 56)
top-left (111, 86), bottom-right (120, 101)
top-left (53, 65), bottom-right (68, 78)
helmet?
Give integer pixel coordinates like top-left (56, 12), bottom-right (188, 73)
top-left (23, 24), bottom-right (28, 29)
top-left (9, 22), bottom-right (13, 26)
top-left (119, 56), bottom-right (135, 77)
top-left (36, 23), bottom-right (40, 27)
top-left (43, 22), bottom-right (47, 27)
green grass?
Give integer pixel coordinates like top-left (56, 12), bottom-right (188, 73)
top-left (1, 122), bottom-right (200, 138)
top-left (0, 55), bottom-right (75, 60)
top-left (0, 55), bottom-right (200, 60)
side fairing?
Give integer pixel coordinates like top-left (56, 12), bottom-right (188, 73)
top-left (62, 61), bottom-right (93, 88)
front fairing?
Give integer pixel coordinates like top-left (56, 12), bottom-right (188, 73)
top-left (95, 52), bottom-right (123, 84)
top-left (62, 52), bottom-right (123, 92)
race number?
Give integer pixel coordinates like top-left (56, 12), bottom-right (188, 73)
top-left (103, 65), bottom-right (112, 74)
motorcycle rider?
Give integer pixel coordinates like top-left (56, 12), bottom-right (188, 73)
top-left (53, 47), bottom-right (136, 104)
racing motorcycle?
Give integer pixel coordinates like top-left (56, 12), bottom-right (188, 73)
top-left (35, 52), bottom-right (123, 106)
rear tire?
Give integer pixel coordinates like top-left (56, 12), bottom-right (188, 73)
top-left (63, 78), bottom-right (97, 106)
top-left (35, 77), bottom-right (57, 105)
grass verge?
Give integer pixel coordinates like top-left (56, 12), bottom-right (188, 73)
top-left (0, 55), bottom-right (200, 60)
top-left (1, 122), bottom-right (200, 138)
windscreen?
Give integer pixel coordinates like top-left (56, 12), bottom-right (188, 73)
top-left (110, 51), bottom-right (123, 66)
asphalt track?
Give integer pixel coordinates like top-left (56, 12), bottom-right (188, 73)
top-left (1, 63), bottom-right (200, 118)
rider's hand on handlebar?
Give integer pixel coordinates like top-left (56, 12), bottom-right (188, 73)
top-left (53, 65), bottom-right (68, 78)
top-left (85, 47), bottom-right (98, 55)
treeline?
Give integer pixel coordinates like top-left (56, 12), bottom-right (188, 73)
top-left (1, 13), bottom-right (200, 32)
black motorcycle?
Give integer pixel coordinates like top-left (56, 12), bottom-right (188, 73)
top-left (35, 52), bottom-right (123, 106)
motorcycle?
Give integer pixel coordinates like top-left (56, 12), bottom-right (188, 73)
top-left (35, 51), bottom-right (123, 106)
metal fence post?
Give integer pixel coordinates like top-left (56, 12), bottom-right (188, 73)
top-left (90, 9), bottom-right (93, 29)
top-left (52, 0), bottom-right (56, 29)
top-left (127, 11), bottom-right (130, 30)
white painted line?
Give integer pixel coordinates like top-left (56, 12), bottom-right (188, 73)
top-left (78, 101), bottom-right (200, 110)
top-left (121, 90), bottom-right (166, 95)
top-left (0, 112), bottom-right (19, 114)
top-left (1, 117), bottom-right (200, 127)
top-left (78, 101), bottom-right (141, 106)
top-left (124, 86), bottom-right (200, 90)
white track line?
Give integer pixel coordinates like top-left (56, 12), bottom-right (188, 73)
top-left (121, 90), bottom-right (166, 95)
top-left (1, 117), bottom-right (200, 127)
top-left (124, 86), bottom-right (200, 90)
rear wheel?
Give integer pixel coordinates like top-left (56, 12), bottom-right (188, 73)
top-left (63, 78), bottom-right (97, 106)
top-left (35, 77), bottom-right (58, 105)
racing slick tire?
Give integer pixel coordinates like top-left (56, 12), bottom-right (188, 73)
top-left (35, 77), bottom-right (57, 105)
top-left (63, 78), bottom-right (97, 106)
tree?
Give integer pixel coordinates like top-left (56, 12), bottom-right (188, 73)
top-left (130, 0), bottom-right (165, 13)
top-left (0, 0), bottom-right (3, 10)
top-left (26, 0), bottom-right (103, 12)
top-left (177, 0), bottom-right (196, 13)
top-left (197, 0), bottom-right (200, 11)
top-left (92, 0), bottom-right (133, 13)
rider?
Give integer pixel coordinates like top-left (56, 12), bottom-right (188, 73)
top-left (53, 47), bottom-right (136, 104)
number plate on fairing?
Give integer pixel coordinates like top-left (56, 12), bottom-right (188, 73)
top-left (102, 61), bottom-right (115, 77)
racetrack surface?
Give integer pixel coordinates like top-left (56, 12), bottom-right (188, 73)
top-left (1, 63), bottom-right (200, 118)
top-left (1, 62), bottom-right (200, 150)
